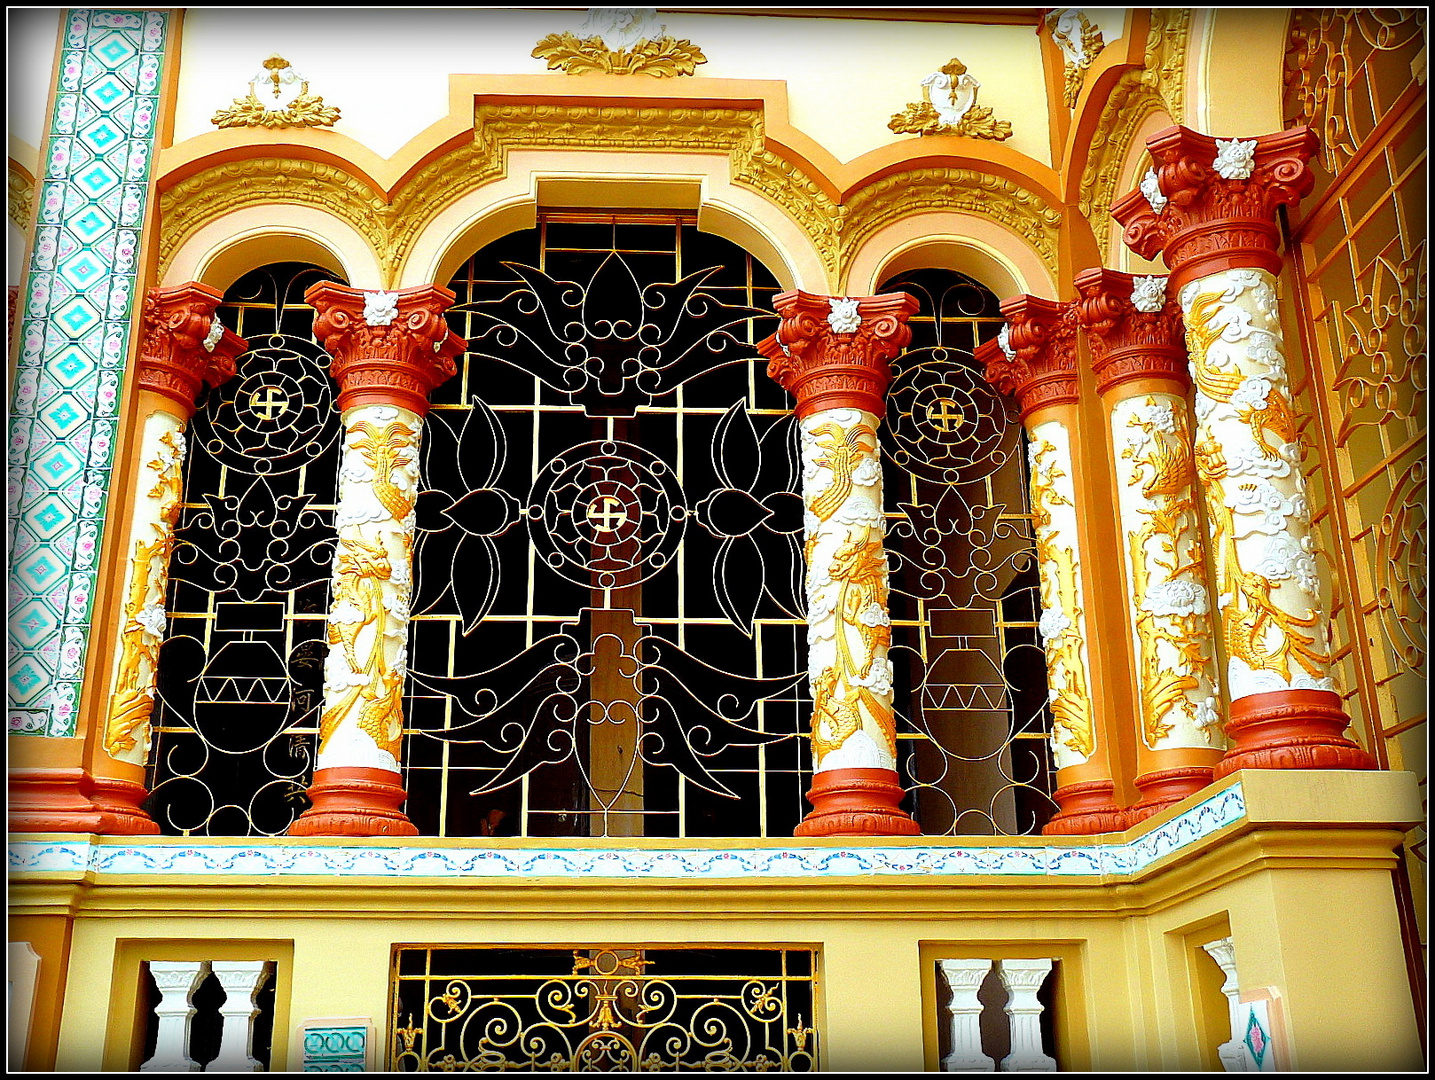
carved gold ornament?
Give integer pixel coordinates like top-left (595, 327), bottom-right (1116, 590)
top-left (1047, 9), bottom-right (1105, 109)
top-left (211, 54), bottom-right (340, 130)
top-left (105, 427), bottom-right (186, 761)
top-left (889, 58), bottom-right (1013, 140)
top-left (533, 8), bottom-right (706, 77)
top-left (8, 164), bottom-right (33, 230)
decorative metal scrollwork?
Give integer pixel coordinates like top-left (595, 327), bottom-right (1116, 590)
top-left (391, 947), bottom-right (816, 1072)
top-left (147, 264), bottom-right (342, 836)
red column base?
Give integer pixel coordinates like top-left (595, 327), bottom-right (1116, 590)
top-left (287, 766), bottom-right (419, 837)
top-left (89, 776), bottom-right (161, 835)
top-left (8, 767), bottom-right (103, 832)
top-left (1042, 779), bottom-right (1127, 836)
top-left (1124, 766), bottom-right (1215, 826)
top-left (793, 767), bottom-right (921, 837)
top-left (1213, 688), bottom-right (1376, 780)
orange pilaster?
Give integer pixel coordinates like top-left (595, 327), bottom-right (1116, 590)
top-left (286, 283), bottom-right (465, 837)
top-left (758, 289), bottom-right (922, 838)
top-left (1113, 125), bottom-right (1374, 778)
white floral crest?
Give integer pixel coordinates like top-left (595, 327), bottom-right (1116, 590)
top-left (1141, 578), bottom-right (1210, 618)
top-left (1140, 167), bottom-right (1168, 213)
top-left (1130, 275), bottom-right (1166, 313)
top-left (1213, 137), bottom-right (1257, 180)
top-left (827, 297), bottom-right (862, 335)
top-left (1038, 607), bottom-right (1072, 645)
top-left (202, 316), bottom-right (224, 353)
top-left (997, 323), bottom-right (1015, 360)
top-left (363, 291), bottom-right (400, 327)
top-left (134, 602), bottom-right (168, 640)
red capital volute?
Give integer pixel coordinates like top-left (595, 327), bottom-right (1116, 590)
top-left (756, 290), bottom-right (918, 418)
top-left (136, 283), bottom-right (247, 420)
top-left (1112, 125), bottom-right (1319, 294)
top-left (304, 282), bottom-right (466, 416)
top-left (977, 295), bottom-right (1079, 421)
top-left (1072, 268), bottom-right (1187, 395)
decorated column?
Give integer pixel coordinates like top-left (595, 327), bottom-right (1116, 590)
top-left (757, 290), bottom-right (921, 837)
top-left (1114, 125), bottom-right (1374, 776)
top-left (976, 298), bottom-right (1127, 835)
top-left (1074, 268), bottom-right (1225, 822)
top-left (94, 283), bottom-right (246, 833)
top-left (287, 283), bottom-right (465, 836)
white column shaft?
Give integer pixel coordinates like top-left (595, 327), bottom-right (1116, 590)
top-left (938, 958), bottom-right (995, 1072)
top-left (997, 959), bottom-right (1056, 1072)
top-left (141, 960), bottom-right (209, 1072)
top-left (210, 960), bottom-right (273, 1072)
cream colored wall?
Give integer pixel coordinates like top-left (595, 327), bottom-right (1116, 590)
top-left (8, 8), bottom-right (61, 158)
top-left (171, 9), bottom-right (1052, 167)
top-left (1187, 9), bottom-right (1290, 137)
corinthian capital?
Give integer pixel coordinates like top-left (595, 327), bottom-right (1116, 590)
top-left (1112, 125), bottom-right (1319, 291)
top-left (976, 295), bottom-right (1080, 420)
top-left (136, 283), bottom-right (247, 419)
top-left (1072, 268), bottom-right (1187, 394)
top-left (756, 290), bottom-right (918, 418)
top-left (304, 282), bottom-right (467, 416)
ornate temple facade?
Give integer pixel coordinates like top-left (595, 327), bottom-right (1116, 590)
top-left (7, 8), bottom-right (1425, 1072)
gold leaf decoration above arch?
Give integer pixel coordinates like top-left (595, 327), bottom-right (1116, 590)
top-left (157, 158), bottom-right (392, 280)
top-left (160, 101), bottom-right (1061, 291)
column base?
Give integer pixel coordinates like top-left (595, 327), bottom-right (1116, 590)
top-left (287, 766), bottom-right (419, 837)
top-left (90, 775), bottom-right (161, 835)
top-left (1214, 688), bottom-right (1376, 780)
top-left (7, 767), bottom-right (103, 832)
top-left (1042, 779), bottom-right (1127, 836)
top-left (1124, 766), bottom-right (1215, 826)
top-left (793, 767), bottom-right (921, 837)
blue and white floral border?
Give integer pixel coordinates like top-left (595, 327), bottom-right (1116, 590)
top-left (9, 783), bottom-right (1245, 880)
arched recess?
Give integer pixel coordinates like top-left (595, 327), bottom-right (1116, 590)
top-left (1187, 9), bottom-right (1291, 137)
top-left (399, 148), bottom-right (827, 294)
top-left (160, 205), bottom-right (383, 292)
top-left (1105, 108), bottom-right (1176, 273)
top-left (846, 213), bottom-right (1057, 303)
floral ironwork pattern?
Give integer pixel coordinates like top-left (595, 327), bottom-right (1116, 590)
top-left (391, 947), bottom-right (816, 1071)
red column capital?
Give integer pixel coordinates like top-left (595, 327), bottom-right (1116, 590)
top-left (304, 282), bottom-right (466, 416)
top-left (756, 290), bottom-right (918, 418)
top-left (136, 283), bottom-right (247, 419)
top-left (977, 295), bottom-right (1079, 421)
top-left (1072, 268), bottom-right (1188, 395)
top-left (1112, 125), bottom-right (1319, 294)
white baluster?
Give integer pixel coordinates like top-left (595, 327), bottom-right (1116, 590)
top-left (210, 961), bottom-right (273, 1072)
top-left (939, 959), bottom-right (996, 1071)
top-left (1201, 937), bottom-right (1248, 1072)
top-left (141, 961), bottom-right (210, 1072)
top-left (997, 959), bottom-right (1056, 1072)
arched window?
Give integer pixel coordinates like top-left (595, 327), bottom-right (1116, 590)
top-left (147, 263), bottom-right (344, 835)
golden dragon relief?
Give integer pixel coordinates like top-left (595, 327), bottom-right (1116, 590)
top-left (804, 421), bottom-right (894, 760)
top-left (104, 429), bottom-right (186, 760)
top-left (320, 418), bottom-right (419, 759)
top-left (1122, 402), bottom-right (1213, 747)
top-left (1030, 443), bottom-right (1093, 760)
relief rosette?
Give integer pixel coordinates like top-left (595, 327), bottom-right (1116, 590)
top-left (800, 407), bottom-right (896, 774)
top-left (319, 403), bottom-right (423, 771)
top-left (1179, 267), bottom-right (1335, 700)
top-left (1112, 393), bottom-right (1223, 749)
top-left (1027, 420), bottom-right (1094, 768)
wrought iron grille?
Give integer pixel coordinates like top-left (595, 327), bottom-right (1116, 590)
top-left (146, 263), bottom-right (343, 835)
top-left (389, 946), bottom-right (818, 1072)
top-left (878, 268), bottom-right (1054, 835)
top-left (404, 218), bottom-right (1052, 838)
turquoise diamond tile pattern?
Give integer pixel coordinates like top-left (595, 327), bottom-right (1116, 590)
top-left (7, 9), bottom-right (171, 738)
